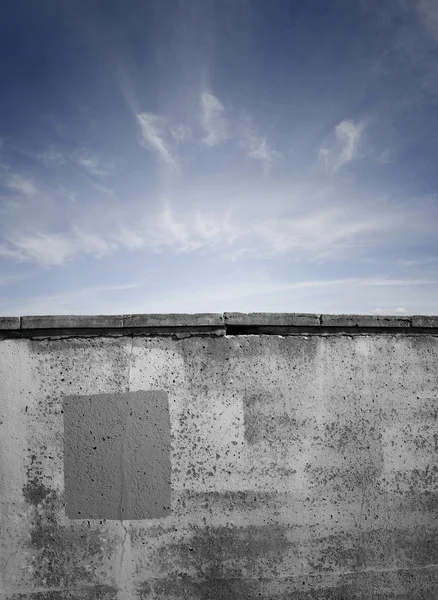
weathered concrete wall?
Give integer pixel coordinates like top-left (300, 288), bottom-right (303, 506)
top-left (1, 313), bottom-right (438, 599)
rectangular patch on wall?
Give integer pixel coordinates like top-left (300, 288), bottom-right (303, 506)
top-left (63, 390), bottom-right (170, 520)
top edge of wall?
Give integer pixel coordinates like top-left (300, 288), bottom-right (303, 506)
top-left (0, 313), bottom-right (438, 335)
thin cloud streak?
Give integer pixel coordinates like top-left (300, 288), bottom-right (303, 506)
top-left (200, 92), bottom-right (229, 146)
top-left (0, 244), bottom-right (26, 261)
top-left (239, 116), bottom-right (279, 172)
top-left (1, 187), bottom-right (436, 267)
top-left (334, 119), bottom-right (363, 171)
top-left (137, 113), bottom-right (179, 171)
top-left (73, 151), bottom-right (110, 177)
top-left (1, 173), bottom-right (37, 195)
top-left (171, 125), bottom-right (192, 143)
top-left (11, 233), bottom-right (77, 266)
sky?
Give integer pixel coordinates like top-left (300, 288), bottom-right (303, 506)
top-left (1, 0), bottom-right (438, 316)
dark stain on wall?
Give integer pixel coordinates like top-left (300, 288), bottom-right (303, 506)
top-left (136, 568), bottom-right (438, 599)
top-left (11, 585), bottom-right (117, 600)
top-left (22, 476), bottom-right (114, 592)
top-left (155, 523), bottom-right (290, 579)
top-left (145, 574), bottom-right (259, 600)
top-left (174, 490), bottom-right (282, 515)
top-left (399, 490), bottom-right (438, 513)
top-left (394, 464), bottom-right (438, 492)
top-left (23, 452), bottom-right (50, 505)
top-left (243, 393), bottom-right (302, 445)
top-left (307, 526), bottom-right (438, 574)
top-left (23, 477), bottom-right (50, 506)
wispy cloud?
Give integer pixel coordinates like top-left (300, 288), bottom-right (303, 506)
top-left (35, 148), bottom-right (67, 167)
top-left (137, 113), bottom-right (179, 171)
top-left (320, 119), bottom-right (364, 173)
top-left (1, 178), bottom-right (436, 268)
top-left (0, 244), bottom-right (26, 261)
top-left (171, 125), bottom-right (192, 143)
top-left (0, 203), bottom-right (239, 266)
top-left (148, 203), bottom-right (239, 253)
top-left (73, 230), bottom-right (117, 258)
top-left (1, 173), bottom-right (37, 195)
top-left (73, 151), bottom-right (110, 176)
top-left (247, 138), bottom-right (277, 164)
top-left (248, 209), bottom-right (382, 260)
top-left (334, 119), bottom-right (363, 171)
top-left (3, 229), bottom-right (118, 266)
top-left (117, 204), bottom-right (240, 255)
top-left (200, 92), bottom-right (229, 146)
top-left (10, 233), bottom-right (76, 266)
top-left (239, 119), bottom-right (279, 173)
top-left (12, 144), bottom-right (111, 177)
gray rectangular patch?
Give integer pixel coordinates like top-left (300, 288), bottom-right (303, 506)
top-left (63, 390), bottom-right (170, 520)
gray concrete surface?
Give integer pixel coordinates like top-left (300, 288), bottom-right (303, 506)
top-left (21, 315), bottom-right (125, 329)
top-left (0, 317), bottom-right (20, 330)
top-left (0, 314), bottom-right (437, 599)
top-left (2, 312), bottom-right (438, 336)
top-left (64, 391), bottom-right (170, 520)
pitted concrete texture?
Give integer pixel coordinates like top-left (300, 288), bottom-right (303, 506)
top-left (64, 390), bottom-right (170, 520)
top-left (1, 329), bottom-right (438, 599)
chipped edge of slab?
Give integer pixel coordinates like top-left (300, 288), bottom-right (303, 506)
top-left (1, 313), bottom-right (438, 335)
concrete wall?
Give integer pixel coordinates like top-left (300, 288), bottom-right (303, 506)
top-left (1, 313), bottom-right (438, 600)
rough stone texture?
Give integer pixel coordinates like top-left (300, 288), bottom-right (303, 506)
top-left (411, 315), bottom-right (438, 328)
top-left (2, 313), bottom-right (438, 334)
top-left (64, 391), bottom-right (170, 520)
top-left (122, 313), bottom-right (224, 328)
top-left (21, 315), bottom-right (124, 329)
top-left (0, 316), bottom-right (20, 330)
top-left (224, 312), bottom-right (320, 326)
top-left (1, 330), bottom-right (438, 599)
top-left (320, 314), bottom-right (412, 327)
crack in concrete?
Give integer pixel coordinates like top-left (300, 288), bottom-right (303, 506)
top-left (116, 335), bottom-right (135, 600)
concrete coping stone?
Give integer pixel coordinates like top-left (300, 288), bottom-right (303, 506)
top-left (21, 315), bottom-right (125, 329)
top-left (123, 313), bottom-right (224, 327)
top-left (1, 313), bottom-right (438, 333)
top-left (320, 314), bottom-right (412, 327)
top-left (224, 312), bottom-right (320, 326)
top-left (410, 315), bottom-right (438, 328)
top-left (0, 316), bottom-right (21, 330)
top-left (14, 313), bottom-right (224, 330)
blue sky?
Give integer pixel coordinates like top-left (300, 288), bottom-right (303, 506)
top-left (1, 0), bottom-right (438, 316)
